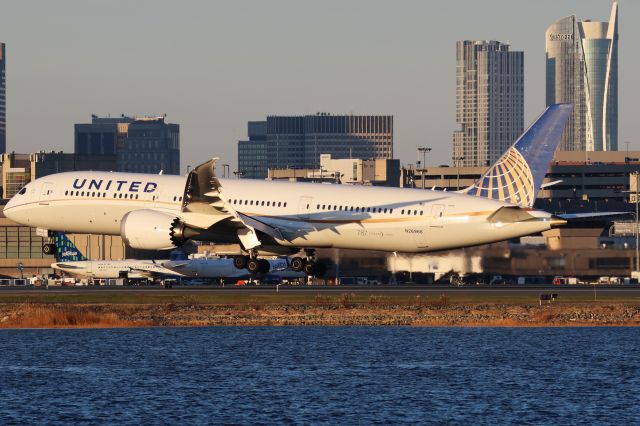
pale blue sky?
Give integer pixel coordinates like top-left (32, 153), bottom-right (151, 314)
top-left (1, 0), bottom-right (636, 172)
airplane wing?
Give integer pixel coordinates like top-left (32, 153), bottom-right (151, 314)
top-left (127, 266), bottom-right (184, 279)
top-left (180, 158), bottom-right (283, 250)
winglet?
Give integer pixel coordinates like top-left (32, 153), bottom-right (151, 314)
top-left (463, 103), bottom-right (573, 207)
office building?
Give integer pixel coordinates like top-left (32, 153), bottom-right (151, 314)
top-left (238, 121), bottom-right (267, 179)
top-left (453, 40), bottom-right (524, 168)
top-left (0, 43), bottom-right (5, 154)
top-left (238, 113), bottom-right (393, 179)
top-left (546, 1), bottom-right (618, 151)
top-left (75, 115), bottom-right (180, 174)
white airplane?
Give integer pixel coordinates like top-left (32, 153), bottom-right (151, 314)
top-left (49, 233), bottom-right (303, 280)
top-left (5, 104), bottom-right (576, 276)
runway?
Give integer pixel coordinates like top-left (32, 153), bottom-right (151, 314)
top-left (2, 284), bottom-right (640, 298)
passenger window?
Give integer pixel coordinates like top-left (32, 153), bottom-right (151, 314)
top-left (267, 201), bottom-right (270, 206)
top-left (384, 208), bottom-right (387, 213)
top-left (261, 201), bottom-right (265, 206)
top-left (420, 211), bottom-right (424, 215)
top-left (401, 209), bottom-right (404, 214)
top-left (317, 204), bottom-right (320, 209)
top-left (278, 202), bottom-right (282, 207)
top-left (284, 202), bottom-right (287, 207)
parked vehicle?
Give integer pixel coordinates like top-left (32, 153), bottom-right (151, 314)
top-left (552, 276), bottom-right (578, 285)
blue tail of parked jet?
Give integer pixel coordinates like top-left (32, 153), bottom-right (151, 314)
top-left (463, 103), bottom-right (572, 208)
top-left (53, 232), bottom-right (87, 262)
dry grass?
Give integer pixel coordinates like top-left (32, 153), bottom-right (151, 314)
top-left (0, 304), bottom-right (155, 328)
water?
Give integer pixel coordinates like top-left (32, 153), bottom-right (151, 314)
top-left (0, 327), bottom-right (638, 424)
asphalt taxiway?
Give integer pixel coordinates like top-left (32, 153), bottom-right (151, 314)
top-left (2, 284), bottom-right (640, 298)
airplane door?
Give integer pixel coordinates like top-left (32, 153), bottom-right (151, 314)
top-left (39, 182), bottom-right (54, 205)
top-left (430, 204), bottom-right (445, 228)
top-left (298, 196), bottom-right (313, 219)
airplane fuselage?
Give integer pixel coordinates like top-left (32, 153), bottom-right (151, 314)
top-left (5, 171), bottom-right (558, 253)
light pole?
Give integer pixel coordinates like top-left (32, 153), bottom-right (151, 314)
top-left (16, 262), bottom-right (24, 280)
top-left (635, 172), bottom-right (640, 272)
top-left (455, 156), bottom-right (465, 190)
top-left (417, 147), bottom-right (432, 190)
top-left (222, 164), bottom-right (230, 179)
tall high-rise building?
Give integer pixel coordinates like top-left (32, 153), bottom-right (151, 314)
top-left (546, 2), bottom-right (618, 152)
top-left (0, 43), bottom-right (6, 154)
top-left (75, 115), bottom-right (180, 174)
top-left (453, 40), bottom-right (524, 168)
top-left (238, 114), bottom-right (393, 179)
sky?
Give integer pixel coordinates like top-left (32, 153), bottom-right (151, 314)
top-left (1, 0), bottom-right (637, 172)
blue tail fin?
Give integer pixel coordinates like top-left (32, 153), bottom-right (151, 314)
top-left (53, 232), bottom-right (87, 262)
top-left (463, 103), bottom-right (572, 207)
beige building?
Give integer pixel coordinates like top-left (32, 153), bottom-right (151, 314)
top-left (453, 40), bottom-right (524, 167)
top-left (268, 154), bottom-right (400, 186)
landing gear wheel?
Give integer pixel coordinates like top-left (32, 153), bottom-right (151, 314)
top-left (290, 257), bottom-right (304, 272)
top-left (247, 258), bottom-right (261, 274)
top-left (303, 260), bottom-right (315, 276)
top-left (42, 243), bottom-right (56, 255)
top-left (233, 255), bottom-right (248, 269)
top-left (258, 259), bottom-right (270, 274)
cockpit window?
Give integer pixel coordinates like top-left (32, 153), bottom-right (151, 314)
top-left (17, 187), bottom-right (27, 195)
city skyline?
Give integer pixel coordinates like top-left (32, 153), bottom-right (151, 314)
top-left (0, 0), bottom-right (637, 172)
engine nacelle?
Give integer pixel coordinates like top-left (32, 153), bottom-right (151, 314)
top-left (120, 210), bottom-right (185, 250)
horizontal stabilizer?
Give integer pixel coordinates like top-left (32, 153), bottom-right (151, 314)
top-left (487, 206), bottom-right (537, 223)
top-left (557, 212), bottom-right (631, 220)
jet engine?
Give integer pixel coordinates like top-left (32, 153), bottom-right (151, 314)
top-left (120, 210), bottom-right (188, 250)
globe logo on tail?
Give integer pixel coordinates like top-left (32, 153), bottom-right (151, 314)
top-left (465, 147), bottom-right (535, 207)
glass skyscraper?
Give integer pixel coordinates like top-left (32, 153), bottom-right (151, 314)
top-left (546, 1), bottom-right (618, 152)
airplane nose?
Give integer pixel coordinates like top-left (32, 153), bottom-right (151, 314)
top-left (3, 195), bottom-right (26, 224)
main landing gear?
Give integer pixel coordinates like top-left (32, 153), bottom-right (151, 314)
top-left (290, 250), bottom-right (327, 277)
top-left (233, 254), bottom-right (270, 275)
